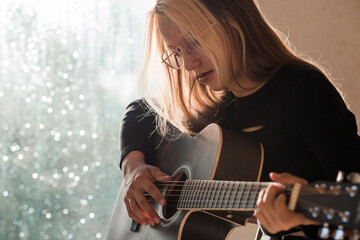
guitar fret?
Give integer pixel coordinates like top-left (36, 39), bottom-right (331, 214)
top-left (240, 182), bottom-right (248, 209)
top-left (222, 181), bottom-right (228, 209)
top-left (216, 181), bottom-right (223, 209)
top-left (187, 180), bottom-right (196, 209)
top-left (248, 182), bottom-right (258, 209)
top-left (246, 182), bottom-right (252, 209)
top-left (252, 183), bottom-right (264, 208)
top-left (209, 181), bottom-right (218, 209)
top-left (178, 181), bottom-right (186, 208)
top-left (246, 182), bottom-right (253, 208)
top-left (191, 180), bottom-right (198, 208)
top-left (203, 180), bottom-right (211, 209)
top-left (196, 180), bottom-right (204, 208)
top-left (202, 180), bottom-right (209, 208)
top-left (223, 181), bottom-right (230, 209)
top-left (195, 180), bottom-right (203, 208)
top-left (192, 180), bottom-right (198, 208)
top-left (207, 181), bottom-right (213, 209)
top-left (228, 181), bottom-right (237, 209)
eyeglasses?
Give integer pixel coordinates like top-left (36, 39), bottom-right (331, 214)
top-left (161, 36), bottom-right (203, 70)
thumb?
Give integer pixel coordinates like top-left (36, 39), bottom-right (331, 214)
top-left (270, 172), bottom-right (308, 185)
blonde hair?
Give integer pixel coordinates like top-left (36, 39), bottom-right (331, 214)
top-left (139, 0), bottom-right (329, 136)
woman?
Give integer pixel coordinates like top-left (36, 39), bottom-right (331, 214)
top-left (120, 0), bottom-right (360, 239)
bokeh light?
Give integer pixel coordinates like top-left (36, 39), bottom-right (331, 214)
top-left (0, 0), bottom-right (152, 239)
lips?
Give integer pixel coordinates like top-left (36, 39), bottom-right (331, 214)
top-left (196, 70), bottom-right (213, 80)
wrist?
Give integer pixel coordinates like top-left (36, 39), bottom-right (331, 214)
top-left (121, 150), bottom-right (146, 174)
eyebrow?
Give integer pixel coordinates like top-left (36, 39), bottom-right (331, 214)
top-left (165, 37), bottom-right (185, 49)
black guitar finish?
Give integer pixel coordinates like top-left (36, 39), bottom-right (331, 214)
top-left (107, 124), bottom-right (263, 240)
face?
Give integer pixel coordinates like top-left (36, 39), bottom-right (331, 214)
top-left (157, 15), bottom-right (223, 91)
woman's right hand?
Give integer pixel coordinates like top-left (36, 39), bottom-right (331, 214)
top-left (121, 150), bottom-right (172, 226)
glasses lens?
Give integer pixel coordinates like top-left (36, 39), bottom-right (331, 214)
top-left (162, 49), bottom-right (184, 69)
top-left (181, 36), bottom-right (203, 57)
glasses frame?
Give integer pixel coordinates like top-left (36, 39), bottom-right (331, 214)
top-left (161, 36), bottom-right (204, 70)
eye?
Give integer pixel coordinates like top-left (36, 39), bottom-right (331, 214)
top-left (175, 47), bottom-right (182, 53)
top-left (182, 37), bottom-right (201, 55)
top-left (189, 39), bottom-right (200, 47)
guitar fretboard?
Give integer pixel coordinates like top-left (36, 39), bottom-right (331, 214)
top-left (177, 180), bottom-right (273, 210)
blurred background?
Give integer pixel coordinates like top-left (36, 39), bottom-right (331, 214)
top-left (0, 0), bottom-right (152, 239)
top-left (0, 0), bottom-right (359, 240)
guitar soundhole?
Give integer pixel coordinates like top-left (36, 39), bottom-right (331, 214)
top-left (163, 172), bottom-right (187, 219)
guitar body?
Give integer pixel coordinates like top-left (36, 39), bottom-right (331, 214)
top-left (107, 123), bottom-right (264, 240)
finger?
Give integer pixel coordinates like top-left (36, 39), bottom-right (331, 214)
top-left (274, 194), bottom-right (318, 226)
top-left (256, 188), bottom-right (265, 206)
top-left (263, 184), bottom-right (283, 205)
top-left (126, 197), bottom-right (149, 225)
top-left (273, 193), bottom-right (297, 230)
top-left (254, 209), bottom-right (272, 233)
top-left (142, 179), bottom-right (167, 207)
top-left (146, 168), bottom-right (170, 206)
top-left (132, 191), bottom-right (161, 225)
top-left (270, 172), bottom-right (308, 185)
top-left (259, 185), bottom-right (283, 223)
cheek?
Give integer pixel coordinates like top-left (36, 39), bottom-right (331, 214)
top-left (202, 56), bottom-right (214, 69)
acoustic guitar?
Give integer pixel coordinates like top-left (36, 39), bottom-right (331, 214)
top-left (107, 123), bottom-right (360, 240)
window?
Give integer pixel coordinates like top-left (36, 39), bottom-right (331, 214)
top-left (0, 0), bottom-right (151, 239)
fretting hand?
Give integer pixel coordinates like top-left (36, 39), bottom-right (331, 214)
top-left (254, 172), bottom-right (319, 234)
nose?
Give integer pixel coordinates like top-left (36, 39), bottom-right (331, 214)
top-left (183, 54), bottom-right (201, 71)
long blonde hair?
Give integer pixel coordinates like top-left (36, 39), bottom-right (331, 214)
top-left (139, 0), bottom-right (329, 136)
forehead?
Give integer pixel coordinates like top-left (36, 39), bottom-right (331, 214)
top-left (157, 14), bottom-right (185, 47)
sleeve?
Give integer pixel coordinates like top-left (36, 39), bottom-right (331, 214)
top-left (290, 69), bottom-right (360, 181)
top-left (119, 98), bottom-right (158, 170)
top-left (258, 221), bottom-right (304, 239)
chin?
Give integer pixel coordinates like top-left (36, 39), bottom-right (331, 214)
top-left (206, 82), bottom-right (223, 92)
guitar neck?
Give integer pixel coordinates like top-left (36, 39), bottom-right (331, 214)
top-left (177, 180), bottom-right (275, 211)
top-left (176, 179), bottom-right (360, 231)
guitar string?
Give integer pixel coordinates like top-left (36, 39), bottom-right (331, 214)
top-left (151, 182), bottom-right (349, 196)
top-left (146, 198), bottom-right (347, 212)
top-left (146, 184), bottom-right (352, 214)
top-left (136, 181), bottom-right (355, 209)
top-left (143, 183), bottom-right (354, 209)
top-left (152, 189), bottom-right (351, 196)
top-left (144, 180), bottom-right (353, 211)
top-left (158, 186), bottom-right (353, 195)
top-left (153, 180), bottom-right (340, 192)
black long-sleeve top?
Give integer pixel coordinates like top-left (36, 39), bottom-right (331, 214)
top-left (119, 64), bottom-right (360, 239)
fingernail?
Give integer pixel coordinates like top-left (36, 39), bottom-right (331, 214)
top-left (270, 172), bottom-right (279, 178)
top-left (154, 217), bottom-right (161, 224)
top-left (148, 220), bottom-right (155, 226)
top-left (159, 199), bottom-right (166, 206)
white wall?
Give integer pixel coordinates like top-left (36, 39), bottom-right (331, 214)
top-left (258, 0), bottom-right (360, 130)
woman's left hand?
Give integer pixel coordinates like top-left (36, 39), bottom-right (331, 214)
top-left (254, 172), bottom-right (319, 234)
